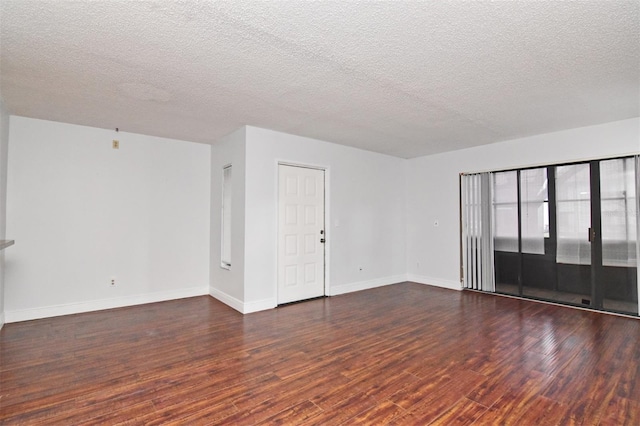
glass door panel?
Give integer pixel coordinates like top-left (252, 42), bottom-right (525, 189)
top-left (521, 168), bottom-right (555, 300)
top-left (553, 164), bottom-right (593, 306)
top-left (600, 158), bottom-right (638, 315)
top-left (520, 168), bottom-right (547, 254)
top-left (556, 164), bottom-right (592, 265)
top-left (493, 171), bottom-right (519, 295)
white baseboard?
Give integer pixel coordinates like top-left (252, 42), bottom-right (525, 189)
top-left (407, 274), bottom-right (463, 291)
top-left (0, 312), bottom-right (4, 329)
top-left (209, 287), bottom-right (244, 313)
top-left (243, 297), bottom-right (277, 314)
top-left (328, 274), bottom-right (407, 296)
top-left (209, 287), bottom-right (276, 314)
top-left (4, 286), bottom-right (209, 323)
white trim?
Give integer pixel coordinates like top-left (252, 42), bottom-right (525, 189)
top-left (209, 287), bottom-right (244, 313)
top-left (244, 298), bottom-right (277, 314)
top-left (277, 161), bottom-right (326, 171)
top-left (4, 286), bottom-right (209, 323)
top-left (0, 312), bottom-right (5, 329)
top-left (323, 167), bottom-right (331, 301)
top-left (209, 287), bottom-right (276, 314)
top-left (407, 274), bottom-right (464, 291)
top-left (328, 274), bottom-right (407, 296)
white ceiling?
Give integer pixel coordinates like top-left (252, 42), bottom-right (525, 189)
top-left (1, 1), bottom-right (638, 158)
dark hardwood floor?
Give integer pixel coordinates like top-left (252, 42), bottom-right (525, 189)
top-left (1, 282), bottom-right (639, 425)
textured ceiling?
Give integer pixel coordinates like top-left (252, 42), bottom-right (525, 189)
top-left (1, 1), bottom-right (638, 158)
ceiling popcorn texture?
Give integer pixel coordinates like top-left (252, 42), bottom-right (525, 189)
top-left (1, 1), bottom-right (638, 158)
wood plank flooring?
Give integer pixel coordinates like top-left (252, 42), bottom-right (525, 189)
top-left (1, 282), bottom-right (639, 425)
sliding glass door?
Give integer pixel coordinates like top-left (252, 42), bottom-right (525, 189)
top-left (493, 156), bottom-right (638, 316)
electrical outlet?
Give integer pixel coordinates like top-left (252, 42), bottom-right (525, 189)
top-left (110, 278), bottom-right (116, 287)
top-left (112, 140), bottom-right (119, 149)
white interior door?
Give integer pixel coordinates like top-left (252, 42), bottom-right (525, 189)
top-left (278, 164), bottom-right (325, 304)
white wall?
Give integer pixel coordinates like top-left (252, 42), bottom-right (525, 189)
top-left (406, 118), bottom-right (640, 290)
top-left (209, 127), bottom-right (247, 311)
top-left (4, 114), bottom-right (637, 321)
top-left (5, 117), bottom-right (211, 322)
top-left (0, 100), bottom-right (10, 328)
top-left (243, 126), bottom-right (407, 310)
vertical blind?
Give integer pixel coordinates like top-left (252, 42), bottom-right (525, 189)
top-left (461, 173), bottom-right (495, 291)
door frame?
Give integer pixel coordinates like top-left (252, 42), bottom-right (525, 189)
top-left (589, 160), bottom-right (604, 310)
top-left (275, 161), bottom-right (330, 304)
